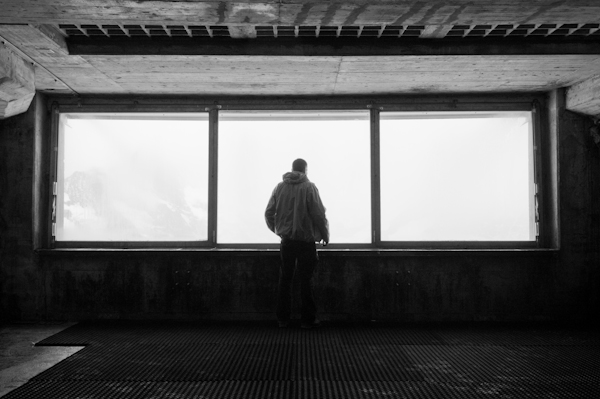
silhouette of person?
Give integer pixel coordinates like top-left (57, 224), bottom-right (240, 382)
top-left (265, 158), bottom-right (329, 328)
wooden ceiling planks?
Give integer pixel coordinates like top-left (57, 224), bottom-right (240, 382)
top-left (106, 72), bottom-right (338, 84)
top-left (337, 55), bottom-right (600, 90)
top-left (0, 24), bottom-right (126, 95)
top-left (2, 1), bottom-right (600, 100)
top-left (338, 55), bottom-right (600, 72)
top-left (62, 53), bottom-right (600, 95)
top-left (113, 82), bottom-right (339, 96)
top-left (81, 55), bottom-right (343, 74)
top-left (3, 27), bottom-right (598, 95)
top-left (34, 67), bottom-right (72, 94)
top-left (82, 55), bottom-right (340, 94)
top-left (2, 1), bottom-right (600, 26)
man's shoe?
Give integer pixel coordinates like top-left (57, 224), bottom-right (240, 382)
top-left (278, 321), bottom-right (290, 328)
top-left (301, 319), bottom-right (321, 329)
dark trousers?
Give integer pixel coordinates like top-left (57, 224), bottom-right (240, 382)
top-left (276, 239), bottom-right (318, 323)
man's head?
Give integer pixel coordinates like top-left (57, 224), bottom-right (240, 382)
top-left (292, 158), bottom-right (307, 174)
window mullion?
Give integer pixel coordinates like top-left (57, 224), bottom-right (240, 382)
top-left (371, 106), bottom-right (381, 246)
top-left (208, 108), bottom-right (219, 247)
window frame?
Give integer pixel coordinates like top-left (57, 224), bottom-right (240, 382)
top-left (215, 109), bottom-right (373, 247)
top-left (47, 95), bottom-right (550, 250)
top-left (50, 105), bottom-right (216, 249)
top-left (373, 104), bottom-right (541, 249)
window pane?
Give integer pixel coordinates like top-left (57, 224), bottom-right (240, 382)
top-left (56, 113), bottom-right (209, 241)
top-left (218, 111), bottom-right (371, 244)
top-left (380, 111), bottom-right (535, 241)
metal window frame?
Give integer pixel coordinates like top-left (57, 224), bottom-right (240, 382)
top-left (374, 103), bottom-right (541, 249)
top-left (50, 104), bottom-right (215, 249)
top-left (214, 108), bottom-right (372, 248)
top-left (47, 94), bottom-right (550, 250)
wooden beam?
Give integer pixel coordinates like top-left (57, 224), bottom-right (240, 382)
top-left (0, 25), bottom-right (70, 61)
top-left (566, 75), bottom-right (600, 117)
top-left (32, 24), bottom-right (69, 55)
top-left (0, 25), bottom-right (125, 94)
top-left (3, 1), bottom-right (600, 26)
top-left (67, 37), bottom-right (600, 56)
top-left (0, 42), bottom-right (35, 119)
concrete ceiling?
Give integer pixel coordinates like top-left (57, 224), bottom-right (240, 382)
top-left (1, 1), bottom-right (600, 103)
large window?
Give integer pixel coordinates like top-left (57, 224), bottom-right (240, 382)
top-left (55, 113), bottom-right (209, 242)
top-left (50, 101), bottom-right (541, 249)
top-left (218, 111), bottom-right (371, 244)
top-left (380, 111), bottom-right (536, 242)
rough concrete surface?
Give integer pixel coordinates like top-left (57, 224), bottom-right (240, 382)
top-left (0, 323), bottom-right (82, 397)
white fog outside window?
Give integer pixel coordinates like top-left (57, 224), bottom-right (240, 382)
top-left (218, 111), bottom-right (371, 244)
top-left (56, 113), bottom-right (209, 242)
top-left (380, 111), bottom-right (536, 242)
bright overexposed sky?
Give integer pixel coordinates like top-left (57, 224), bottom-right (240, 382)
top-left (380, 111), bottom-right (534, 241)
top-left (58, 114), bottom-right (209, 241)
top-left (218, 111), bottom-right (371, 244)
top-left (57, 110), bottom-right (535, 243)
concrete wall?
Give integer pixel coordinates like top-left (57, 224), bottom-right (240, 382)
top-left (1, 92), bottom-right (599, 323)
top-left (0, 94), bottom-right (43, 321)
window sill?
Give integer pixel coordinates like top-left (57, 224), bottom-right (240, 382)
top-left (36, 247), bottom-right (559, 257)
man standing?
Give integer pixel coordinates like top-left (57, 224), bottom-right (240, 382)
top-left (265, 158), bottom-right (329, 329)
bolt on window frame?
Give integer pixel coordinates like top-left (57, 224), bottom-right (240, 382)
top-left (46, 95), bottom-right (551, 250)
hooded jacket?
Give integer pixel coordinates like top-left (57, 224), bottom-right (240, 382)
top-left (265, 171), bottom-right (329, 243)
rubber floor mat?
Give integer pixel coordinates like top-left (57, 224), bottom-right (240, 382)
top-left (4, 322), bottom-right (600, 398)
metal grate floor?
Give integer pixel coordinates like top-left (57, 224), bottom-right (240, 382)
top-left (4, 322), bottom-right (600, 398)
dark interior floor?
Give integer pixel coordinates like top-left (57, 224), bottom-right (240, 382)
top-left (1, 321), bottom-right (599, 398)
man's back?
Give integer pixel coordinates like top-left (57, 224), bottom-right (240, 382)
top-left (265, 171), bottom-right (328, 244)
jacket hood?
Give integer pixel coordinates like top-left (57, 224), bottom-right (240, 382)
top-left (283, 171), bottom-right (308, 185)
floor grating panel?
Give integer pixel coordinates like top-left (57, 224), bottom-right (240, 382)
top-left (5, 322), bottom-right (600, 398)
top-left (5, 380), bottom-right (600, 399)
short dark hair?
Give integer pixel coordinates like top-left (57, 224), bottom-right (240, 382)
top-left (292, 158), bottom-right (307, 173)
